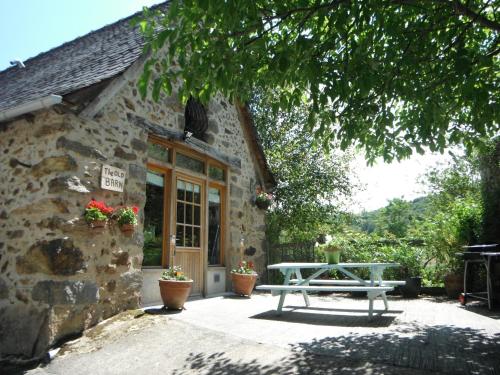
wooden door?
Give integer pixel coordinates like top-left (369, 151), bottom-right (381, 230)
top-left (173, 175), bottom-right (204, 295)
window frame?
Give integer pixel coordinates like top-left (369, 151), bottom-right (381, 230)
top-left (142, 165), bottom-right (171, 269)
top-left (145, 135), bottom-right (228, 269)
top-left (207, 182), bottom-right (226, 266)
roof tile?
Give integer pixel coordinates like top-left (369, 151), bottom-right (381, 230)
top-left (0, 7), bottom-right (149, 112)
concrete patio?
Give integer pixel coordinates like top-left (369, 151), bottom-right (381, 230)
top-left (21, 292), bottom-right (500, 374)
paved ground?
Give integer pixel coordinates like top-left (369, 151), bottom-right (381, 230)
top-left (17, 292), bottom-right (500, 374)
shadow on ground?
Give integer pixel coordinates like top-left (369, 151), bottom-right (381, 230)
top-left (250, 306), bottom-right (398, 327)
top-left (418, 295), bottom-right (500, 320)
top-left (461, 303), bottom-right (500, 320)
top-left (172, 323), bottom-right (500, 375)
top-left (222, 294), bottom-right (251, 300)
top-left (144, 307), bottom-right (183, 315)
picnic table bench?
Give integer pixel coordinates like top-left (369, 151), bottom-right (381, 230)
top-left (256, 262), bottom-right (404, 319)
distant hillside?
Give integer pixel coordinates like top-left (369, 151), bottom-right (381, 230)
top-left (353, 196), bottom-right (431, 234)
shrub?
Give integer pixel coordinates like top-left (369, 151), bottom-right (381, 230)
top-left (319, 231), bottom-right (424, 280)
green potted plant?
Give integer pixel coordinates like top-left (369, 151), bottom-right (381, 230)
top-left (84, 199), bottom-right (113, 229)
top-left (231, 261), bottom-right (258, 296)
top-left (319, 237), bottom-right (346, 264)
top-left (159, 266), bottom-right (193, 310)
top-left (115, 206), bottom-right (139, 234)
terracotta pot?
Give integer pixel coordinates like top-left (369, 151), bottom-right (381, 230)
top-left (158, 279), bottom-right (193, 310)
top-left (120, 223), bottom-right (136, 234)
top-left (444, 273), bottom-right (464, 299)
top-left (89, 220), bottom-right (106, 229)
top-left (231, 273), bottom-right (257, 296)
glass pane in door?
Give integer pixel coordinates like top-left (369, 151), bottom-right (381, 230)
top-left (208, 187), bottom-right (221, 265)
top-left (176, 179), bottom-right (202, 248)
top-left (143, 171), bottom-right (165, 266)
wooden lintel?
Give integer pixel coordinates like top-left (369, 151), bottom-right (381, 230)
top-left (127, 113), bottom-right (242, 170)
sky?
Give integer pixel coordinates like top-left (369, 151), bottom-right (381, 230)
top-left (0, 0), bottom-right (453, 212)
top-left (0, 0), bottom-right (164, 71)
top-left (349, 151), bottom-right (453, 213)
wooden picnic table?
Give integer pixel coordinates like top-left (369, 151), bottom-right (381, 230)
top-left (256, 262), bottom-right (404, 319)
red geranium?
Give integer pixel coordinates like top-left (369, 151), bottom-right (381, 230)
top-left (113, 205), bottom-right (139, 217)
top-left (86, 200), bottom-right (113, 216)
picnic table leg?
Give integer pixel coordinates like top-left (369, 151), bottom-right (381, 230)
top-left (381, 292), bottom-right (389, 310)
top-left (295, 269), bottom-right (311, 307)
top-left (367, 291), bottom-right (383, 320)
top-left (277, 269), bottom-right (292, 314)
top-left (368, 268), bottom-right (375, 320)
top-left (368, 295), bottom-right (374, 320)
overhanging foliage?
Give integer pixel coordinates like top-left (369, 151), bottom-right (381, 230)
top-left (136, 0), bottom-right (499, 162)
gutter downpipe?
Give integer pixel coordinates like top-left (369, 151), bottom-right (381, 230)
top-left (0, 95), bottom-right (63, 123)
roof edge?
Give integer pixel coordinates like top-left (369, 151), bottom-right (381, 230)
top-left (0, 95), bottom-right (62, 123)
top-left (236, 101), bottom-right (276, 189)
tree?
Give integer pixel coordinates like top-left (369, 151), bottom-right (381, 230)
top-left (250, 90), bottom-right (356, 243)
top-left (376, 198), bottom-right (414, 237)
top-left (414, 154), bottom-right (483, 278)
top-left (137, 0), bottom-right (499, 163)
top-left (422, 152), bottom-right (482, 211)
top-left (478, 137), bottom-right (500, 243)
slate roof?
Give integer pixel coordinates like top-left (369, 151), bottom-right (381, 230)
top-left (0, 7), bottom-right (149, 112)
top-left (0, 3), bottom-right (275, 187)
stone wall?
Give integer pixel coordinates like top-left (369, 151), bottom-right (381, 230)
top-left (98, 78), bottom-right (268, 279)
top-left (0, 108), bottom-right (147, 361)
top-left (0, 73), bottom-right (268, 360)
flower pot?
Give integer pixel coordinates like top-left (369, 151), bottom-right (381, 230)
top-left (324, 248), bottom-right (341, 264)
top-left (158, 279), bottom-right (193, 310)
top-left (400, 276), bottom-right (422, 298)
top-left (231, 273), bottom-right (257, 296)
top-left (444, 273), bottom-right (463, 299)
top-left (89, 220), bottom-right (106, 229)
top-left (120, 223), bottom-right (136, 235)
top-left (255, 199), bottom-right (270, 210)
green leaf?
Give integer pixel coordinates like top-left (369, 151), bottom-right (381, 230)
top-left (135, 0), bottom-right (498, 161)
top-left (152, 78), bottom-right (162, 102)
top-left (138, 70), bottom-right (151, 100)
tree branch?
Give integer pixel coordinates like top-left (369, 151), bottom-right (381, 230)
top-left (390, 0), bottom-right (500, 31)
top-left (443, 0), bottom-right (500, 31)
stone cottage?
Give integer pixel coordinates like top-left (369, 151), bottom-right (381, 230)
top-left (0, 7), bottom-right (275, 362)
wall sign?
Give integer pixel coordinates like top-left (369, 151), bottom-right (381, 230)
top-left (101, 164), bottom-right (126, 192)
